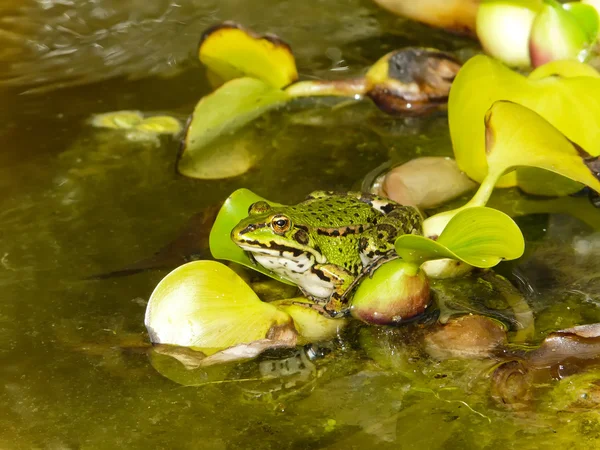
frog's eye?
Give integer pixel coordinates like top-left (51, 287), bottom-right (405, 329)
top-left (271, 215), bottom-right (291, 234)
top-left (248, 201), bottom-right (271, 215)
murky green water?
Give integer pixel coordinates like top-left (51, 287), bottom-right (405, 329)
top-left (2, 1), bottom-right (600, 449)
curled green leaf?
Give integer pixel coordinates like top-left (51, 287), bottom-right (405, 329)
top-left (145, 260), bottom-right (296, 353)
top-left (529, 0), bottom-right (590, 67)
top-left (476, 0), bottom-right (542, 67)
top-left (563, 2), bottom-right (600, 42)
top-left (209, 189), bottom-right (294, 285)
top-left (396, 207), bottom-right (524, 268)
top-left (449, 55), bottom-right (600, 194)
top-left (178, 78), bottom-right (290, 180)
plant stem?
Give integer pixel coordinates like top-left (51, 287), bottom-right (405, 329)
top-left (285, 78), bottom-right (367, 98)
top-left (466, 169), bottom-right (503, 207)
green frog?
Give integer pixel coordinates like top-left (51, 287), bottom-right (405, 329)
top-left (231, 191), bottom-right (423, 316)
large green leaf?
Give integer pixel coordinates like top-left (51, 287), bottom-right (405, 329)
top-left (482, 101), bottom-right (600, 196)
top-left (145, 260), bottom-right (295, 352)
top-left (563, 2), bottom-right (600, 42)
top-left (476, 0), bottom-right (542, 67)
top-left (209, 188), bottom-right (294, 285)
top-left (199, 22), bottom-right (298, 89)
top-left (529, 0), bottom-right (590, 68)
top-left (178, 77), bottom-right (290, 179)
top-left (449, 55), bottom-right (600, 193)
top-left (396, 207), bottom-right (524, 268)
top-left (423, 100), bottom-right (600, 238)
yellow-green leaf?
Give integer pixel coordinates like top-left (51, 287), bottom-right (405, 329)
top-left (178, 77), bottom-right (290, 179)
top-left (395, 207), bottom-right (524, 268)
top-left (563, 2), bottom-right (600, 42)
top-left (448, 55), bottom-right (600, 193)
top-left (209, 189), bottom-right (294, 285)
top-left (529, 0), bottom-right (590, 67)
top-left (528, 59), bottom-right (600, 79)
top-left (199, 22), bottom-right (298, 89)
top-left (476, 0), bottom-right (542, 67)
top-left (144, 260), bottom-right (295, 353)
top-left (484, 101), bottom-right (600, 194)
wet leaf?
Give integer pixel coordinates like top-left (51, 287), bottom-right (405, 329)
top-left (483, 101), bottom-right (600, 195)
top-left (209, 188), bottom-right (295, 285)
top-left (529, 0), bottom-right (590, 67)
top-left (199, 22), bottom-right (298, 89)
top-left (90, 111), bottom-right (181, 135)
top-left (449, 55), bottom-right (600, 193)
top-left (144, 260), bottom-right (296, 353)
top-left (476, 0), bottom-right (542, 67)
top-left (134, 116), bottom-right (182, 134)
top-left (395, 207), bottom-right (524, 268)
top-left (91, 110), bottom-right (144, 129)
top-left (178, 77), bottom-right (290, 179)
top-left (563, 2), bottom-right (600, 42)
top-left (528, 59), bottom-right (600, 79)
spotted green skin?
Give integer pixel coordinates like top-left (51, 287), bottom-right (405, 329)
top-left (231, 191), bottom-right (423, 316)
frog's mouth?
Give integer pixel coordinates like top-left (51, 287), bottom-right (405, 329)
top-left (242, 246), bottom-right (316, 277)
top-left (235, 241), bottom-right (326, 264)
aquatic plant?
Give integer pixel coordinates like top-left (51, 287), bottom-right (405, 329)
top-left (477, 0), bottom-right (600, 67)
top-left (179, 22), bottom-right (460, 179)
top-left (147, 20), bottom-right (600, 364)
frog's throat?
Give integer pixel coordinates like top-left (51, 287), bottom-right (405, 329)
top-left (236, 242), bottom-right (326, 264)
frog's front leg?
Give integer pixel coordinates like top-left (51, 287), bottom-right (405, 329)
top-left (309, 263), bottom-right (355, 317)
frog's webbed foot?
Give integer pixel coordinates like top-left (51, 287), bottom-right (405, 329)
top-left (296, 290), bottom-right (346, 319)
top-left (304, 263), bottom-right (355, 317)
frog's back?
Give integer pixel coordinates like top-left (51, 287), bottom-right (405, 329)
top-left (287, 195), bottom-right (380, 229)
top-left (287, 193), bottom-right (383, 272)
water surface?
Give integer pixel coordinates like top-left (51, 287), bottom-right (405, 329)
top-left (2, 1), bottom-right (600, 449)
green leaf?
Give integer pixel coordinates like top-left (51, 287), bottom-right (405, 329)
top-left (528, 59), bottom-right (600, 79)
top-left (529, 0), bottom-right (590, 67)
top-left (449, 55), bottom-right (600, 194)
top-left (423, 100), bottom-right (600, 239)
top-left (395, 207), bottom-right (524, 268)
top-left (144, 260), bottom-right (295, 352)
top-left (209, 189), bottom-right (295, 285)
top-left (476, 0), bottom-right (542, 67)
top-left (199, 22), bottom-right (298, 89)
top-left (563, 2), bottom-right (600, 42)
top-left (178, 78), bottom-right (290, 179)
top-left (484, 101), bottom-right (600, 194)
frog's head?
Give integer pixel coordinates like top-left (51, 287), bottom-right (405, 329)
top-left (231, 201), bottom-right (324, 263)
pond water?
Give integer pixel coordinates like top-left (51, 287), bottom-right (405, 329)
top-left (2, 0), bottom-right (600, 449)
